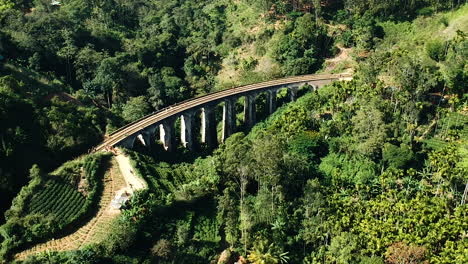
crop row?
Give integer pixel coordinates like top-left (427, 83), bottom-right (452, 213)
top-left (423, 138), bottom-right (447, 151)
top-left (29, 182), bottom-right (69, 211)
top-left (27, 180), bottom-right (86, 223)
top-left (128, 151), bottom-right (194, 198)
top-left (28, 182), bottom-right (67, 211)
top-left (435, 112), bottom-right (468, 137)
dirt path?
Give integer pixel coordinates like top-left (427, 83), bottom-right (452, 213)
top-left (115, 152), bottom-right (147, 193)
top-left (324, 46), bottom-right (354, 74)
top-left (15, 155), bottom-right (141, 260)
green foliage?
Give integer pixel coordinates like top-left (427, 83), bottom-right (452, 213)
top-left (274, 13), bottom-right (329, 75)
top-left (351, 12), bottom-right (384, 50)
top-left (240, 57), bottom-right (259, 71)
top-left (328, 232), bottom-right (359, 264)
top-left (300, 179), bottom-right (326, 247)
top-left (0, 77), bottom-right (44, 211)
top-left (126, 150), bottom-right (219, 203)
top-left (43, 98), bottom-right (103, 155)
top-left (271, 104), bottom-right (312, 135)
top-left (102, 218), bottom-right (138, 255)
top-left (428, 144), bottom-right (467, 197)
top-left (0, 71), bottom-right (107, 217)
top-left (28, 164), bottom-right (43, 185)
top-left (319, 153), bottom-right (377, 188)
top-left (1, 1), bottom-right (468, 264)
top-left (121, 96), bottom-right (151, 123)
top-left (0, 0), bottom-right (13, 12)
top-left (441, 31), bottom-right (468, 95)
top-left (18, 245), bottom-right (109, 263)
top-left (382, 143), bottom-right (415, 169)
top-left (288, 131), bottom-right (327, 166)
top-left (343, 0), bottom-right (465, 19)
top-left (193, 215), bottom-right (221, 243)
top-left (247, 239), bottom-right (289, 264)
top-left (0, 153), bottom-right (109, 260)
top-left (25, 181), bottom-right (86, 223)
top-left (147, 67), bottom-right (187, 110)
top-left (359, 256), bottom-right (384, 264)
top-left (351, 103), bottom-right (387, 158)
top-left (217, 186), bottom-right (240, 247)
top-left (426, 40), bottom-right (447, 61)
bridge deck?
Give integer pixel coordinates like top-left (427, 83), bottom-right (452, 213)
top-left (95, 73), bottom-right (351, 151)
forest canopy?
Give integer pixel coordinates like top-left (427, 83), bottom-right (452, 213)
top-left (0, 0), bottom-right (467, 263)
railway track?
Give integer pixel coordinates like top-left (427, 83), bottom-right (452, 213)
top-left (95, 73), bottom-right (351, 151)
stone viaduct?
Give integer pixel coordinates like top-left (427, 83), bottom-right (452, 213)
top-left (94, 73), bottom-right (352, 152)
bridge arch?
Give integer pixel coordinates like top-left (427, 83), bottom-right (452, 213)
top-left (95, 73), bottom-right (352, 152)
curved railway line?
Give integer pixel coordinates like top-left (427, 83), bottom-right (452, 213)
top-left (95, 73), bottom-right (352, 152)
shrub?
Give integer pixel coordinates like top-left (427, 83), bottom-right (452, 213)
top-left (240, 57), bottom-right (258, 71)
top-left (417, 7), bottom-right (434, 16)
top-left (426, 40), bottom-right (447, 62)
top-left (340, 30), bottom-right (354, 48)
top-left (382, 143), bottom-right (416, 169)
top-left (359, 256), bottom-right (384, 264)
top-left (151, 239), bottom-right (173, 259)
top-left (439, 16), bottom-right (449, 27)
top-left (102, 219), bottom-right (138, 254)
top-left (385, 242), bottom-right (427, 264)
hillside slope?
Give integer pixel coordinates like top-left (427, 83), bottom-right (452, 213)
top-left (0, 1), bottom-right (467, 264)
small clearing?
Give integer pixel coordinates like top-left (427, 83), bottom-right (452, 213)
top-left (323, 46), bottom-right (355, 74)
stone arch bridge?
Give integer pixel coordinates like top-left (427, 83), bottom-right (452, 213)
top-left (94, 73), bottom-right (352, 152)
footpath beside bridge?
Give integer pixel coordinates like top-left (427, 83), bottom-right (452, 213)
top-left (95, 73), bottom-right (352, 152)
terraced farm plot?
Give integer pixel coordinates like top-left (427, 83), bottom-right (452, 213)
top-left (126, 152), bottom-right (181, 197)
top-left (0, 153), bottom-right (111, 262)
top-left (423, 112), bottom-right (468, 150)
top-left (25, 180), bottom-right (86, 223)
top-left (423, 137), bottom-right (448, 150)
top-left (15, 157), bottom-right (129, 260)
top-left (435, 112), bottom-right (468, 137)
top-left (125, 150), bottom-right (215, 202)
top-left (51, 163), bottom-right (82, 185)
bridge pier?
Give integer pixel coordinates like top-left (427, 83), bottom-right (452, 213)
top-left (266, 89), bottom-right (277, 114)
top-left (222, 97), bottom-right (237, 142)
top-left (289, 86), bottom-right (299, 102)
top-left (181, 111), bottom-right (195, 150)
top-left (159, 118), bottom-right (176, 151)
top-left (244, 94), bottom-right (256, 128)
top-left (94, 74), bottom-right (352, 153)
top-left (201, 105), bottom-right (217, 148)
top-left (137, 131), bottom-right (152, 148)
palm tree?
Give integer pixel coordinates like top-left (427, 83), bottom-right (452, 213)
top-left (247, 240), bottom-right (289, 264)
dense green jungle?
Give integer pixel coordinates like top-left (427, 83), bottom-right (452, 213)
top-left (0, 0), bottom-right (467, 263)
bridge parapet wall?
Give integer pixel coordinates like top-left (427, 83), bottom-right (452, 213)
top-left (95, 74), bottom-right (351, 152)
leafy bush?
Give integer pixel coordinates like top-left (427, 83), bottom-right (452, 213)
top-left (339, 30), bottom-right (354, 48)
top-left (273, 13), bottom-right (329, 75)
top-left (439, 16), bottom-right (450, 27)
top-left (382, 143), bottom-right (416, 169)
top-left (319, 153), bottom-right (378, 188)
top-left (417, 7), bottom-right (434, 16)
top-left (426, 40), bottom-right (447, 61)
top-left (151, 239), bottom-right (173, 260)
